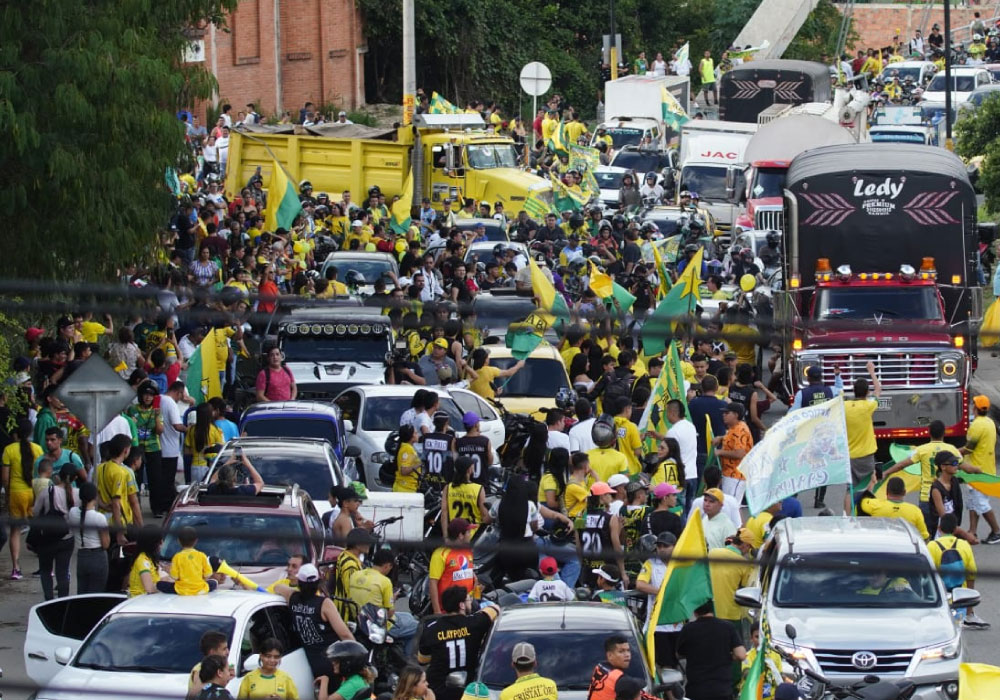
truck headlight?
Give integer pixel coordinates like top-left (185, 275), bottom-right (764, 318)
top-left (917, 637), bottom-right (960, 661)
top-left (796, 356), bottom-right (820, 381)
top-left (939, 354), bottom-right (962, 381)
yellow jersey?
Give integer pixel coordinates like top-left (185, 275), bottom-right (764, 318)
top-left (79, 321), bottom-right (108, 344)
top-left (185, 424), bottom-right (223, 467)
top-left (613, 416), bottom-right (642, 475)
top-left (499, 674), bottom-right (558, 700)
top-left (349, 567), bottom-right (394, 610)
top-left (843, 398), bottom-right (878, 458)
top-left (911, 441), bottom-right (962, 501)
top-left (2, 442), bottom-right (44, 495)
top-left (447, 482), bottom-right (484, 533)
top-left (96, 459), bottom-right (136, 524)
top-left (588, 447), bottom-right (628, 483)
top-left (649, 458), bottom-right (682, 489)
top-left (708, 545), bottom-right (754, 621)
top-left (469, 365), bottom-right (501, 400)
top-left (128, 552), bottom-right (160, 597)
top-left (238, 669), bottom-right (299, 700)
top-left (393, 442), bottom-right (421, 493)
top-left (170, 548), bottom-right (212, 595)
top-left (565, 480), bottom-right (589, 518)
top-left (966, 416), bottom-right (996, 476)
top-left (860, 497), bottom-right (930, 540)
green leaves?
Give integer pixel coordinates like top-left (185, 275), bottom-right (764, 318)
top-left (956, 94), bottom-right (1000, 212)
top-left (0, 0), bottom-right (237, 281)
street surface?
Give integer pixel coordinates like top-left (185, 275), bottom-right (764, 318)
top-left (2, 354), bottom-right (1000, 698)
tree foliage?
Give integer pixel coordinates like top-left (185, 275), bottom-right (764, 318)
top-left (956, 96), bottom-right (1000, 212)
top-left (361, 0), bottom-right (848, 117)
top-left (0, 0), bottom-right (237, 281)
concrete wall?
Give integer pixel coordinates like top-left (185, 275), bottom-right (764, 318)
top-left (190, 0), bottom-right (366, 121)
top-left (846, 3), bottom-right (996, 52)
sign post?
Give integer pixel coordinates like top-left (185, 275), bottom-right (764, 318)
top-left (55, 355), bottom-right (137, 437)
top-left (519, 62), bottom-right (553, 124)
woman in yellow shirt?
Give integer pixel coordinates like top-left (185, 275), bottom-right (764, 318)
top-left (442, 456), bottom-right (490, 537)
top-left (644, 437), bottom-right (684, 490)
top-left (393, 425), bottom-right (421, 493)
top-left (539, 448), bottom-right (569, 512)
top-left (565, 452), bottom-right (594, 518)
top-left (2, 421), bottom-right (44, 579)
top-left (185, 403), bottom-right (223, 483)
top-left (467, 348), bottom-right (525, 401)
top-left (128, 525), bottom-right (162, 596)
top-left (239, 638), bottom-right (299, 699)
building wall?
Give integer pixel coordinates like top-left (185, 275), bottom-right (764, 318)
top-left (192, 0), bottom-right (366, 121)
top-left (845, 4), bottom-right (992, 53)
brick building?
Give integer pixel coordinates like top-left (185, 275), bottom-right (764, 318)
top-left (188, 0), bottom-right (366, 121)
top-left (845, 4), bottom-right (995, 54)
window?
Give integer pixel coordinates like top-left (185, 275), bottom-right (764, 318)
top-left (34, 596), bottom-right (124, 640)
top-left (773, 553), bottom-right (940, 608)
top-left (163, 511), bottom-right (309, 566)
top-left (335, 391), bottom-right (361, 424)
top-left (243, 417), bottom-right (340, 447)
top-left (814, 286), bottom-right (943, 321)
top-left (488, 358), bottom-right (570, 397)
top-left (280, 334), bottom-right (389, 363)
top-left (361, 396), bottom-right (464, 432)
top-left (240, 608), bottom-right (275, 672)
top-left (265, 605), bottom-right (302, 653)
top-left (210, 445), bottom-right (335, 501)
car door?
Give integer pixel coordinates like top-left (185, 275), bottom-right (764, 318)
top-left (265, 604), bottom-right (315, 697)
top-left (449, 388), bottom-right (506, 458)
top-left (25, 594), bottom-right (126, 685)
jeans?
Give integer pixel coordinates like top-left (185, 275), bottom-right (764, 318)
top-left (191, 465), bottom-right (209, 484)
top-left (683, 477), bottom-right (700, 522)
top-left (38, 538), bottom-right (74, 600)
top-left (77, 547), bottom-right (109, 594)
top-left (535, 535), bottom-right (582, 588)
top-left (391, 610), bottom-right (419, 655)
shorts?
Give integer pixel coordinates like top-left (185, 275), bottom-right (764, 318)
top-left (966, 484), bottom-right (993, 514)
top-left (8, 489), bottom-right (34, 519)
top-left (850, 455), bottom-right (876, 486)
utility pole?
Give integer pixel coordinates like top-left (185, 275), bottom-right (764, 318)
top-left (609, 0), bottom-right (618, 81)
top-left (944, 0), bottom-right (953, 150)
top-left (402, 0), bottom-right (415, 127)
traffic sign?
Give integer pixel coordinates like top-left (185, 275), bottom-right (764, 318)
top-left (55, 355), bottom-right (136, 434)
top-left (520, 62), bottom-right (552, 97)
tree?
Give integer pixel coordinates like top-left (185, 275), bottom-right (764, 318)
top-left (956, 96), bottom-right (1000, 211)
top-left (0, 0), bottom-right (237, 281)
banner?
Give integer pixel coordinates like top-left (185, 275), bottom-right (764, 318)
top-left (742, 395), bottom-right (852, 515)
top-left (568, 144), bottom-right (601, 198)
top-left (428, 91), bottom-right (459, 114)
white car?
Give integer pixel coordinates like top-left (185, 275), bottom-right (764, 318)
top-left (921, 67), bottom-right (992, 104)
top-left (319, 251), bottom-right (399, 296)
top-left (880, 60), bottom-right (937, 87)
top-left (594, 165), bottom-right (630, 212)
top-left (25, 591), bottom-right (315, 700)
top-left (334, 384), bottom-right (506, 490)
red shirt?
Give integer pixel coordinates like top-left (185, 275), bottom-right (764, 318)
top-left (257, 280), bottom-right (279, 313)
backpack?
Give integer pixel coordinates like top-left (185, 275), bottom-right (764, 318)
top-left (263, 365), bottom-right (293, 396)
top-left (603, 371), bottom-right (634, 407)
top-left (934, 538), bottom-right (966, 591)
top-left (378, 432), bottom-right (400, 487)
top-left (26, 484), bottom-right (69, 551)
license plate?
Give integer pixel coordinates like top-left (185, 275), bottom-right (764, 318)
top-left (876, 397), bottom-right (892, 411)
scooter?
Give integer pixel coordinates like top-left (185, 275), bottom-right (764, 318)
top-left (354, 603), bottom-right (408, 694)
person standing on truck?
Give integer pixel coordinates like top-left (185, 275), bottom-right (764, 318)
top-left (255, 344), bottom-right (297, 402)
top-left (698, 51), bottom-right (716, 107)
top-left (961, 395), bottom-right (1000, 544)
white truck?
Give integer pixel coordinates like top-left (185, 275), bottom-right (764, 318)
top-left (593, 74), bottom-right (690, 151)
top-left (677, 120), bottom-right (757, 235)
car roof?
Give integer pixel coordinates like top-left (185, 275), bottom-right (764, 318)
top-left (487, 342), bottom-right (561, 360)
top-left (492, 602), bottom-right (637, 631)
top-left (883, 61), bottom-right (933, 69)
top-left (109, 590), bottom-right (283, 617)
top-left (938, 66), bottom-right (986, 75)
top-left (454, 218), bottom-right (503, 228)
top-left (323, 251), bottom-right (396, 263)
top-left (171, 484), bottom-right (308, 514)
top-left (467, 241), bottom-right (527, 252)
top-left (971, 84), bottom-right (1000, 93)
top-left (221, 436), bottom-right (331, 452)
top-left (773, 516), bottom-right (924, 555)
top-left (338, 384), bottom-right (465, 400)
top-left (243, 400), bottom-right (340, 417)
top-left (282, 307), bottom-right (390, 323)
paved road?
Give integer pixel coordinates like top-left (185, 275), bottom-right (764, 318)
top-left (3, 356), bottom-right (1000, 698)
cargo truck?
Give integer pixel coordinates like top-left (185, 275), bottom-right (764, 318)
top-left (779, 144), bottom-right (982, 439)
top-left (592, 74), bottom-right (690, 150)
top-left (719, 59), bottom-right (832, 124)
top-left (225, 114), bottom-right (553, 214)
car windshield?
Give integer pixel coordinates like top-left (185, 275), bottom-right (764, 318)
top-left (679, 165), bottom-right (728, 201)
top-left (473, 297), bottom-right (537, 336)
top-left (467, 144), bottom-right (519, 169)
top-left (465, 246), bottom-right (523, 268)
top-left (919, 104), bottom-right (956, 124)
top-left (280, 334), bottom-right (389, 363)
top-left (773, 553), bottom-right (941, 608)
top-left (750, 168), bottom-right (786, 199)
top-left (642, 217), bottom-right (682, 237)
top-left (211, 445), bottom-right (336, 500)
top-left (870, 130), bottom-right (927, 144)
top-left (815, 286), bottom-right (942, 321)
top-left (480, 629), bottom-right (647, 689)
top-left (323, 259), bottom-right (395, 284)
top-left (612, 151), bottom-right (668, 174)
top-left (75, 614), bottom-right (235, 673)
top-left (455, 222), bottom-right (506, 241)
top-left (603, 128), bottom-right (644, 149)
top-left (489, 357), bottom-right (569, 397)
top-left (881, 67), bottom-right (921, 82)
top-left (163, 511), bottom-right (309, 566)
top-left (970, 89), bottom-right (1000, 106)
top-left (927, 74), bottom-right (976, 92)
top-left (243, 417), bottom-right (340, 447)
top-left (595, 170), bottom-right (626, 190)
top-left (361, 395), bottom-right (464, 432)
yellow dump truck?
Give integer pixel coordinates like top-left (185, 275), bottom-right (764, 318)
top-left (225, 114), bottom-right (553, 213)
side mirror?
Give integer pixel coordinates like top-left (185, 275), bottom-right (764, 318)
top-left (55, 647), bottom-right (73, 665)
top-left (785, 623), bottom-right (798, 641)
top-left (446, 146), bottom-right (456, 172)
top-left (734, 586), bottom-right (763, 609)
top-left (951, 587), bottom-right (981, 609)
top-left (344, 419), bottom-right (356, 434)
top-left (345, 446), bottom-right (361, 458)
top-left (446, 671), bottom-right (468, 690)
top-left (243, 654), bottom-right (260, 674)
top-left (725, 167), bottom-right (736, 199)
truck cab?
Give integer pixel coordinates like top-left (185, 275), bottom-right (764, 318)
top-left (276, 308), bottom-right (393, 400)
top-left (678, 121), bottom-right (757, 236)
top-left (591, 117), bottom-right (665, 151)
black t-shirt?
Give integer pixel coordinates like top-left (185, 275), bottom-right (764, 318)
top-left (455, 435), bottom-right (491, 485)
top-left (644, 509), bottom-right (683, 540)
top-left (535, 225), bottom-right (563, 243)
top-left (422, 431), bottom-right (455, 488)
top-left (676, 616), bottom-right (744, 698)
top-left (419, 609), bottom-right (497, 700)
top-left (622, 241), bottom-right (642, 266)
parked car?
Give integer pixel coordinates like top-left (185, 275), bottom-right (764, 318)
top-left (319, 251), bottom-right (399, 295)
top-left (240, 400), bottom-right (357, 476)
top-left (484, 343), bottom-right (572, 420)
top-left (164, 484), bottom-right (334, 590)
top-left (921, 67), bottom-right (992, 104)
top-left (25, 591), bottom-right (314, 699)
top-left (474, 602), bottom-right (653, 700)
top-left (333, 384), bottom-right (506, 489)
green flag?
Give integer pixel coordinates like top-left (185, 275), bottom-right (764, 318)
top-left (606, 281), bottom-right (636, 313)
top-left (643, 247), bottom-right (703, 356)
top-left (739, 633), bottom-right (766, 700)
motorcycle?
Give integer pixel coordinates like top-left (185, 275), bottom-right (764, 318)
top-left (354, 602), bottom-right (408, 694)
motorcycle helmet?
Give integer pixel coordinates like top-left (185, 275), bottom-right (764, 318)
top-left (368, 185), bottom-right (381, 198)
top-left (598, 220), bottom-right (612, 231)
top-left (555, 387), bottom-right (578, 411)
top-left (345, 270), bottom-right (367, 287)
top-left (325, 640), bottom-right (368, 675)
top-left (569, 212), bottom-right (585, 229)
top-left (974, 33), bottom-right (983, 41)
top-left (765, 230), bottom-right (781, 249)
top-left (687, 215), bottom-right (705, 234)
top-left (493, 243), bottom-right (508, 259)
top-left (683, 243), bottom-right (699, 256)
top-left (592, 414), bottom-right (617, 449)
top-left (740, 247), bottom-right (755, 263)
top-left (299, 180), bottom-right (313, 193)
top-left (317, 192), bottom-right (330, 203)
top-left (611, 214), bottom-right (626, 229)
top-left (640, 221), bottom-right (659, 235)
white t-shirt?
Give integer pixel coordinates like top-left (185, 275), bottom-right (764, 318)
top-left (547, 430), bottom-right (571, 452)
top-left (203, 144), bottom-right (218, 163)
top-left (528, 577), bottom-right (575, 602)
top-left (67, 507), bottom-right (108, 549)
top-left (569, 418), bottom-right (597, 454)
top-left (178, 335), bottom-right (198, 361)
top-left (652, 59), bottom-right (667, 76)
top-left (609, 500), bottom-right (625, 516)
top-left (666, 419), bottom-right (698, 481)
top-left (94, 415), bottom-right (132, 452)
top-left (160, 394), bottom-right (184, 459)
top-left (690, 495), bottom-right (742, 529)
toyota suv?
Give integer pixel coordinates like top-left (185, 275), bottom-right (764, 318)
top-left (734, 517), bottom-right (977, 700)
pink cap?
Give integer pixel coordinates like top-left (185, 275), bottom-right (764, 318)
top-left (652, 482), bottom-right (681, 498)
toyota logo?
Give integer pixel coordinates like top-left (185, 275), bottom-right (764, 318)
top-left (851, 651), bottom-right (878, 670)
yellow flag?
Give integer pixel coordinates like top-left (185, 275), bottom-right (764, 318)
top-left (588, 260), bottom-right (614, 299)
top-left (960, 663), bottom-right (1000, 699)
top-left (677, 246), bottom-right (704, 301)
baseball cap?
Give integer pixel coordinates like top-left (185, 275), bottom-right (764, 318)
top-left (24, 327), bottom-right (45, 343)
top-left (462, 411), bottom-right (481, 428)
top-left (704, 487), bottom-right (725, 503)
top-left (433, 337), bottom-right (449, 349)
top-left (296, 563), bottom-right (320, 582)
top-left (462, 683), bottom-right (490, 700)
top-left (512, 642), bottom-right (537, 664)
top-left (538, 556), bottom-right (559, 576)
top-left (974, 395), bottom-right (990, 410)
top-left (655, 531), bottom-right (677, 546)
top-left (737, 526), bottom-right (761, 549)
top-left (351, 219), bottom-right (363, 227)
top-left (935, 451), bottom-right (959, 467)
top-left (608, 474), bottom-right (629, 489)
top-left (448, 517), bottom-right (475, 539)
top-left (723, 402), bottom-right (746, 420)
top-left (592, 563), bottom-right (622, 583)
top-left (590, 481), bottom-right (614, 496)
top-left (806, 365), bottom-right (822, 380)
top-left (56, 315), bottom-right (74, 329)
top-left (339, 110), bottom-right (347, 116)
top-left (652, 482), bottom-right (681, 498)
top-left (626, 480), bottom-right (647, 495)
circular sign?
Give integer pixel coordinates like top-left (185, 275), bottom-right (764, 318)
top-left (519, 62), bottom-right (552, 97)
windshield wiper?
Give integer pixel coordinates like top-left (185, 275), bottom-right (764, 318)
top-left (873, 308), bottom-right (899, 317)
